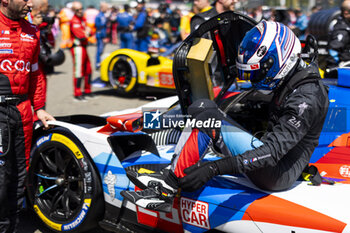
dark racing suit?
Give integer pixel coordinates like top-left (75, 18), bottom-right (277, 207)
top-left (172, 62), bottom-right (329, 191)
top-left (0, 11), bottom-right (45, 232)
top-left (328, 15), bottom-right (350, 67)
top-left (70, 14), bottom-right (92, 97)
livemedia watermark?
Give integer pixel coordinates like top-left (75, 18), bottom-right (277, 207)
top-left (142, 108), bottom-right (221, 130)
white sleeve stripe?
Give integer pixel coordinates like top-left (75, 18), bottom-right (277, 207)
top-left (32, 63), bottom-right (39, 72)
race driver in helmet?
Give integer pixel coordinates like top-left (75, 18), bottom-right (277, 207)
top-left (121, 21), bottom-right (329, 212)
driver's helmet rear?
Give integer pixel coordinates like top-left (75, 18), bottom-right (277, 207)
top-left (236, 20), bottom-right (301, 90)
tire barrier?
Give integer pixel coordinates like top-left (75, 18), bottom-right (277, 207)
top-left (307, 8), bottom-right (340, 69)
top-left (308, 8), bottom-right (340, 41)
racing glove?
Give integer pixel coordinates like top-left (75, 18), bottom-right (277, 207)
top-left (179, 156), bottom-right (239, 192)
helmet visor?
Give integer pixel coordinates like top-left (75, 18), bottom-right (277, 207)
top-left (236, 60), bottom-right (264, 84)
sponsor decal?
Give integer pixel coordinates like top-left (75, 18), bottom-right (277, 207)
top-left (20, 33), bottom-right (35, 42)
top-left (298, 102), bottom-right (308, 116)
top-left (337, 34), bottom-right (343, 41)
top-left (287, 116), bottom-right (301, 129)
top-left (244, 154), bottom-right (271, 165)
top-left (15, 60), bottom-right (27, 71)
top-left (143, 109), bottom-right (221, 130)
top-left (0, 43), bottom-right (11, 48)
top-left (0, 37), bottom-right (10, 40)
top-left (1, 30), bottom-right (9, 35)
top-left (21, 38), bottom-right (34, 42)
top-left (250, 157), bottom-right (258, 163)
top-left (32, 62), bottom-right (39, 72)
top-left (51, 134), bottom-right (83, 159)
top-left (180, 197), bottom-right (210, 229)
top-left (36, 135), bottom-right (52, 147)
top-left (198, 102), bottom-right (205, 108)
top-left (256, 22), bottom-right (264, 33)
top-left (20, 33), bottom-right (34, 40)
top-left (0, 60), bottom-right (31, 72)
top-left (257, 45), bottom-right (267, 57)
top-left (250, 64), bottom-right (260, 70)
top-left (0, 49), bottom-right (13, 54)
top-left (104, 170), bottom-right (117, 200)
top-left (117, 119), bottom-right (127, 130)
top-left (339, 165), bottom-right (350, 178)
top-left (278, 60), bottom-right (294, 78)
top-left (62, 199), bottom-right (91, 231)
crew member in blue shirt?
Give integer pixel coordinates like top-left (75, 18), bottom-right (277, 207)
top-left (95, 2), bottom-right (109, 69)
top-left (134, 0), bottom-right (150, 52)
top-left (116, 4), bottom-right (134, 49)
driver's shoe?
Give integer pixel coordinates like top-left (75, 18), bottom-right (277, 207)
top-left (120, 181), bottom-right (176, 213)
top-left (126, 168), bottom-right (178, 194)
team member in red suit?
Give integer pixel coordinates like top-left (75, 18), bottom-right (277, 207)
top-left (70, 1), bottom-right (93, 101)
top-left (0, 0), bottom-right (55, 232)
top-left (27, 0), bottom-right (49, 110)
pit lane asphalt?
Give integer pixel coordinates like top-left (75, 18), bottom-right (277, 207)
top-left (18, 43), bottom-right (165, 233)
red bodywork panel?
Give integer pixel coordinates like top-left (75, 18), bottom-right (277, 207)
top-left (98, 112), bottom-right (143, 134)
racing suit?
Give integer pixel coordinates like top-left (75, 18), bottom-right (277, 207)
top-left (328, 15), bottom-right (350, 67)
top-left (58, 7), bottom-right (73, 49)
top-left (134, 7), bottom-right (150, 52)
top-left (26, 14), bottom-right (55, 107)
top-left (70, 14), bottom-right (92, 97)
top-left (116, 11), bottom-right (134, 49)
top-left (95, 11), bottom-right (107, 69)
top-left (0, 11), bottom-right (45, 232)
top-left (174, 62), bottom-right (329, 191)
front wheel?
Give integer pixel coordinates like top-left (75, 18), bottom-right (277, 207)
top-left (105, 54), bottom-right (138, 95)
top-left (27, 128), bottom-right (104, 232)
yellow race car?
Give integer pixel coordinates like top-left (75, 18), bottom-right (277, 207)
top-left (100, 49), bottom-right (176, 95)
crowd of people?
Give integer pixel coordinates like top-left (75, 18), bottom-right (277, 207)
top-left (35, 0), bottom-right (346, 93)
top-left (50, 0), bottom-right (335, 66)
top-left (53, 2), bottom-right (322, 49)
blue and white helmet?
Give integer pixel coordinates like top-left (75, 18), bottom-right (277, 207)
top-left (236, 20), bottom-right (301, 90)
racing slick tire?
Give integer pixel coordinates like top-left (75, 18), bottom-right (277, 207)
top-left (102, 54), bottom-right (138, 95)
top-left (26, 128), bottom-right (104, 233)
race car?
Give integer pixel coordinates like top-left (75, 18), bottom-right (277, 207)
top-left (100, 47), bottom-right (176, 96)
top-left (27, 12), bottom-right (350, 233)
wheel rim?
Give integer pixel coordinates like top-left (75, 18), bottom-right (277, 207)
top-left (110, 56), bottom-right (133, 90)
top-left (32, 142), bottom-right (84, 221)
